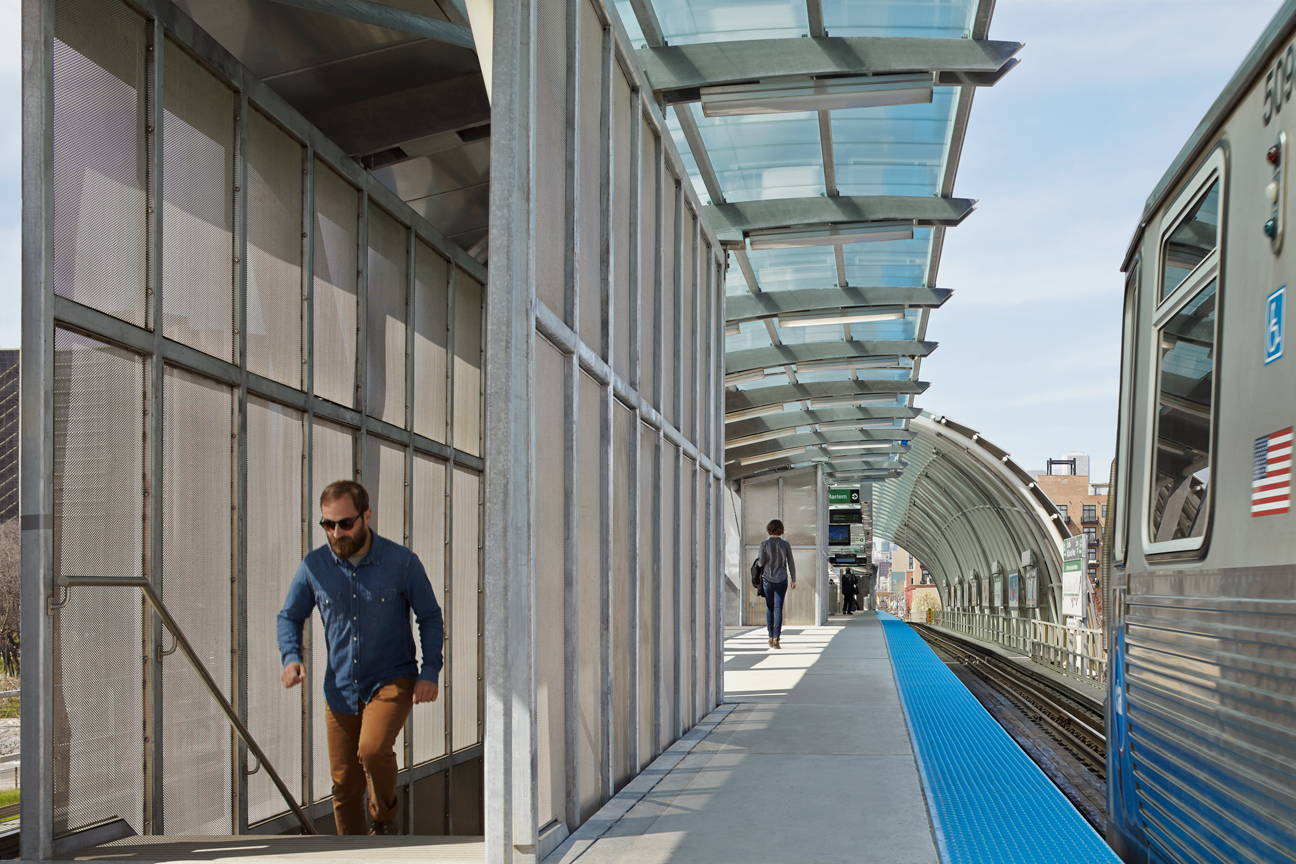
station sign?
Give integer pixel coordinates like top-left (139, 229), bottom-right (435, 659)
top-left (829, 508), bottom-right (863, 524)
top-left (1062, 558), bottom-right (1084, 618)
top-left (828, 488), bottom-right (861, 505)
top-left (829, 553), bottom-right (860, 565)
top-left (1062, 534), bottom-right (1085, 562)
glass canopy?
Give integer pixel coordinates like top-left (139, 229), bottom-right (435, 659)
top-left (615, 0), bottom-right (1002, 482)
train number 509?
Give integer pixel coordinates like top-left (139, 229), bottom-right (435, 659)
top-left (1264, 45), bottom-right (1296, 125)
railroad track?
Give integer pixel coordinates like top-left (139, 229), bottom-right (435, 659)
top-left (913, 624), bottom-right (1108, 831)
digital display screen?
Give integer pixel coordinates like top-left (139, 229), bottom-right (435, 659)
top-left (828, 525), bottom-right (851, 546)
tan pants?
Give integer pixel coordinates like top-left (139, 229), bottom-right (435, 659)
top-left (325, 678), bottom-right (414, 835)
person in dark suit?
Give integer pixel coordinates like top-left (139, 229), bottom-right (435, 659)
top-left (841, 568), bottom-right (860, 614)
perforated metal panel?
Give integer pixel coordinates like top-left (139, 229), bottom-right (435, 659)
top-left (784, 478), bottom-right (818, 547)
top-left (450, 466), bottom-right (481, 750)
top-left (245, 397), bottom-right (304, 824)
top-left (611, 401), bottom-right (633, 791)
top-left (161, 365), bottom-right (233, 834)
top-left (637, 423), bottom-right (657, 769)
top-left (453, 270), bottom-right (483, 458)
top-left (309, 418), bottom-right (354, 802)
top-left (51, 330), bottom-right (146, 837)
top-left (681, 218), bottom-right (696, 441)
top-left (696, 471), bottom-right (708, 722)
top-left (639, 119), bottom-right (658, 405)
top-left (312, 161), bottom-right (359, 408)
top-left (363, 435), bottom-right (405, 543)
top-left (534, 337), bottom-right (567, 824)
top-left (366, 206), bottom-right (407, 428)
top-left (659, 441), bottom-right (677, 747)
top-left (246, 110), bottom-right (303, 389)
top-left (576, 371), bottom-right (603, 821)
top-left (162, 41), bottom-right (234, 362)
top-left (410, 453), bottom-right (447, 764)
top-left (576, 0), bottom-right (603, 354)
top-left (612, 73), bottom-right (633, 383)
top-left (534, 0), bottom-right (568, 320)
top-left (51, 0), bottom-right (148, 327)
top-left (413, 242), bottom-right (449, 443)
top-left (680, 459), bottom-right (694, 725)
top-left (661, 180), bottom-right (676, 424)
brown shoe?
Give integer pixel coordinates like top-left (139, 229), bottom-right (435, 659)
top-left (369, 820), bottom-right (399, 836)
top-left (767, 637), bottom-right (774, 647)
top-left (773, 638), bottom-right (781, 649)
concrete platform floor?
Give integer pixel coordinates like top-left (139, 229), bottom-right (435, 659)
top-left (545, 613), bottom-right (939, 864)
top-left (62, 835), bottom-right (486, 862)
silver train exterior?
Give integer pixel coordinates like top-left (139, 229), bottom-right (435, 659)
top-left (1108, 4), bottom-right (1296, 863)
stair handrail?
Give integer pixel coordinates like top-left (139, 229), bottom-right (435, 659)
top-left (55, 575), bottom-right (318, 835)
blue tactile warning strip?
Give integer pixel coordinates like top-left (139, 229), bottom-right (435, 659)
top-left (879, 611), bottom-right (1121, 864)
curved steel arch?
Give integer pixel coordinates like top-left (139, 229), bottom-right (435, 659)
top-left (873, 413), bottom-right (1068, 621)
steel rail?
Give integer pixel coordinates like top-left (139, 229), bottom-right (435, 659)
top-left (55, 575), bottom-right (318, 835)
top-left (917, 625), bottom-right (1105, 759)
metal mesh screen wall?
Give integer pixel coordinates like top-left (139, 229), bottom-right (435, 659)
top-left (51, 0), bottom-right (148, 327)
top-left (161, 365), bottom-right (234, 834)
top-left (312, 162), bottom-right (359, 408)
top-left (612, 76), bottom-right (633, 384)
top-left (246, 110), bottom-right (303, 389)
top-left (245, 398), bottom-right (304, 824)
top-left (366, 207), bottom-right (407, 428)
top-left (576, 0), bottom-right (604, 353)
top-left (611, 402), bottom-right (632, 791)
top-left (660, 180), bottom-right (677, 423)
top-left (52, 330), bottom-right (146, 836)
top-left (162, 41), bottom-right (234, 362)
top-left (638, 117), bottom-right (657, 406)
top-left (637, 423), bottom-right (657, 771)
top-left (410, 454), bottom-right (447, 764)
top-left (576, 371), bottom-right (602, 821)
top-left (413, 243), bottom-right (448, 443)
top-left (35, 0), bottom-right (488, 843)
top-left (453, 271), bottom-right (483, 458)
top-left (680, 460), bottom-right (694, 725)
top-left (451, 466), bottom-right (480, 751)
top-left (534, 337), bottom-right (567, 826)
top-left (659, 441), bottom-right (677, 748)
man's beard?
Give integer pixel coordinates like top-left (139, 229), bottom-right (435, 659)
top-left (330, 526), bottom-right (369, 560)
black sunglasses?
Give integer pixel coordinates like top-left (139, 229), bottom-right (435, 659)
top-left (319, 515), bottom-right (361, 532)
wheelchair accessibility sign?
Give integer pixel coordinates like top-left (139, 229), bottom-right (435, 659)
top-left (1267, 285), bottom-right (1285, 365)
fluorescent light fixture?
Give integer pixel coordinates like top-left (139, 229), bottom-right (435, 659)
top-left (740, 446), bottom-right (808, 466)
top-left (779, 306), bottom-right (906, 328)
top-left (825, 442), bottom-right (895, 451)
top-left (817, 418), bottom-right (900, 430)
top-left (749, 221), bottom-right (914, 251)
top-left (725, 404), bottom-right (785, 423)
top-left (727, 429), bottom-right (791, 448)
top-left (795, 356), bottom-right (904, 373)
top-left (725, 368), bottom-right (766, 386)
top-left (726, 322), bottom-right (741, 337)
top-left (808, 394), bottom-right (899, 409)
top-left (700, 73), bottom-right (935, 118)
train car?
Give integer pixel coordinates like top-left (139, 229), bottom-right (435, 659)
top-left (1108, 4), bottom-right (1296, 863)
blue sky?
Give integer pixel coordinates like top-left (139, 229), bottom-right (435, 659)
top-left (0, 0), bottom-right (1287, 480)
top-left (928, 0), bottom-right (1285, 479)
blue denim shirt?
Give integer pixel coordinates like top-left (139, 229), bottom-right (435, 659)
top-left (276, 531), bottom-right (444, 715)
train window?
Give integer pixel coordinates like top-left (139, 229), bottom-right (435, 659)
top-left (1147, 149), bottom-right (1224, 554)
top-left (1150, 278), bottom-right (1218, 544)
top-left (1160, 180), bottom-right (1219, 302)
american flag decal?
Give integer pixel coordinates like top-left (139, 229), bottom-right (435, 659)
top-left (1252, 427), bottom-right (1293, 516)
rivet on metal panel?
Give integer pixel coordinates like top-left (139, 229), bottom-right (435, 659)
top-left (234, 186), bottom-right (240, 192)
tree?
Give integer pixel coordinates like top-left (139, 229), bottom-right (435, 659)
top-left (0, 519), bottom-right (18, 674)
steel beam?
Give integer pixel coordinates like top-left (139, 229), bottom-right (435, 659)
top-left (726, 286), bottom-right (951, 323)
top-left (638, 36), bottom-right (1022, 101)
top-left (725, 406), bottom-right (920, 440)
top-left (726, 340), bottom-right (935, 375)
top-left (726, 379), bottom-right (927, 413)
top-left (266, 0), bottom-right (476, 48)
top-left (704, 195), bottom-right (975, 246)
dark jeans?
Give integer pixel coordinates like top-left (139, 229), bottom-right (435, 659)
top-left (764, 579), bottom-right (788, 638)
top-left (843, 593), bottom-right (858, 613)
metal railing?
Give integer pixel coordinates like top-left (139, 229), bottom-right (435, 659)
top-left (52, 576), bottom-right (317, 834)
top-left (931, 610), bottom-right (1106, 684)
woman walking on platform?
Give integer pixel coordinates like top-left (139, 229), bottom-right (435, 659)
top-left (758, 519), bottom-right (796, 648)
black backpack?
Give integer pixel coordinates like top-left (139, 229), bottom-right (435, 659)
top-left (750, 556), bottom-right (764, 596)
